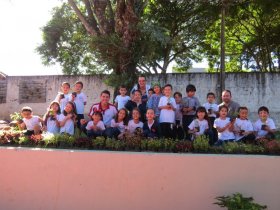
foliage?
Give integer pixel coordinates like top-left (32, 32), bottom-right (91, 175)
top-left (10, 112), bottom-right (23, 121)
top-left (214, 192), bottom-right (267, 210)
top-left (193, 135), bottom-right (210, 153)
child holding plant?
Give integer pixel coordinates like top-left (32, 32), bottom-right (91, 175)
top-left (55, 82), bottom-right (72, 112)
top-left (143, 108), bottom-right (160, 138)
top-left (127, 108), bottom-right (144, 133)
top-left (214, 105), bottom-right (235, 146)
top-left (105, 108), bottom-right (129, 139)
top-left (20, 106), bottom-right (44, 136)
top-left (188, 106), bottom-right (214, 143)
top-left (57, 101), bottom-right (77, 135)
top-left (233, 106), bottom-right (255, 143)
top-left (86, 111), bottom-right (105, 138)
top-left (253, 106), bottom-right (276, 139)
top-left (43, 101), bottom-right (61, 134)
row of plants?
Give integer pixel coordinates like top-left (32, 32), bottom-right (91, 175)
top-left (1, 128), bottom-right (280, 155)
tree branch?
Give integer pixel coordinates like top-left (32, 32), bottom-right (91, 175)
top-left (82, 0), bottom-right (100, 34)
top-left (68, 0), bottom-right (97, 36)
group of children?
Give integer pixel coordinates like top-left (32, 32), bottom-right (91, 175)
top-left (19, 80), bottom-right (277, 145)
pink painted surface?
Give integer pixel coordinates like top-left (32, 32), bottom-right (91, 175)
top-left (0, 147), bottom-right (279, 210)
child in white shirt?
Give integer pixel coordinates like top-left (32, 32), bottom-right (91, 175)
top-left (72, 81), bottom-right (87, 128)
top-left (43, 101), bottom-right (61, 134)
top-left (20, 106), bottom-right (43, 136)
top-left (158, 84), bottom-right (176, 139)
top-left (55, 82), bottom-right (72, 112)
top-left (233, 106), bottom-right (255, 143)
top-left (214, 105), bottom-right (235, 146)
top-left (127, 108), bottom-right (144, 133)
top-left (253, 106), bottom-right (276, 139)
top-left (57, 101), bottom-right (76, 135)
top-left (86, 111), bottom-right (105, 138)
top-left (114, 85), bottom-right (131, 110)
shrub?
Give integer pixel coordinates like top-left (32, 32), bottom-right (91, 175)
top-left (193, 135), bottom-right (210, 153)
top-left (214, 192), bottom-right (267, 210)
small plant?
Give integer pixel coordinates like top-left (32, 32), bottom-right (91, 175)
top-left (10, 112), bottom-right (23, 122)
top-left (193, 135), bottom-right (210, 153)
top-left (214, 193), bottom-right (267, 210)
top-left (223, 142), bottom-right (244, 154)
top-left (175, 140), bottom-right (193, 153)
top-left (92, 136), bottom-right (106, 149)
top-left (147, 139), bottom-right (162, 152)
top-left (162, 139), bottom-right (176, 152)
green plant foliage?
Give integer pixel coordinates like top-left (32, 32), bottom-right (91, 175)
top-left (214, 192), bottom-right (267, 210)
top-left (92, 136), bottom-right (106, 150)
top-left (10, 112), bottom-right (22, 121)
top-left (193, 135), bottom-right (210, 153)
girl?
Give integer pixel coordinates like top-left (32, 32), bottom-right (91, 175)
top-left (233, 107), bottom-right (255, 143)
top-left (57, 101), bottom-right (77, 135)
top-left (43, 101), bottom-right (61, 134)
top-left (125, 90), bottom-right (146, 122)
top-left (214, 105), bottom-right (235, 146)
top-left (106, 108), bottom-right (129, 139)
top-left (127, 108), bottom-right (144, 134)
top-left (188, 106), bottom-right (213, 143)
top-left (147, 84), bottom-right (162, 120)
top-left (143, 108), bottom-right (160, 138)
top-left (86, 111), bottom-right (105, 138)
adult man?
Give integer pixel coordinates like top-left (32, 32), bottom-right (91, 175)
top-left (219, 90), bottom-right (240, 118)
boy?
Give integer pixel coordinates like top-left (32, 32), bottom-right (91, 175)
top-left (253, 106), bottom-right (276, 139)
top-left (55, 82), bottom-right (72, 112)
top-left (173, 92), bottom-right (184, 140)
top-left (114, 85), bottom-right (131, 110)
top-left (158, 84), bottom-right (176, 139)
top-left (181, 84), bottom-right (201, 140)
top-left (72, 81), bottom-right (87, 128)
top-left (20, 106), bottom-right (44, 136)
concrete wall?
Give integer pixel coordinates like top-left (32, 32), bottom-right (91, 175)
top-left (0, 147), bottom-right (279, 210)
top-left (0, 73), bottom-right (279, 125)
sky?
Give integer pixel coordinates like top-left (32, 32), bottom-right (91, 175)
top-left (0, 0), bottom-right (207, 76)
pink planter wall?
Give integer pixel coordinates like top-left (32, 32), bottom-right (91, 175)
top-left (1, 147), bottom-right (279, 210)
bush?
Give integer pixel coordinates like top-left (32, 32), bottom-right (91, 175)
top-left (193, 135), bottom-right (210, 153)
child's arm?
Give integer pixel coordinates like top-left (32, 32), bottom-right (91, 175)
top-left (216, 122), bottom-right (233, 133)
top-left (59, 114), bottom-right (73, 127)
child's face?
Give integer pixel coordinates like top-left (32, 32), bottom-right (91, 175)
top-left (258, 110), bottom-right (269, 121)
top-left (219, 107), bottom-right (228, 118)
top-left (21, 111), bottom-right (32, 119)
top-left (207, 95), bottom-right (215, 103)
top-left (118, 109), bottom-right (126, 121)
top-left (119, 88), bottom-right (127, 96)
top-left (64, 103), bottom-right (73, 113)
top-left (148, 90), bottom-right (154, 97)
top-left (197, 111), bottom-right (206, 120)
top-left (92, 114), bottom-right (101, 122)
top-left (164, 86), bottom-right (172, 97)
top-left (132, 110), bottom-right (140, 120)
top-left (187, 91), bottom-right (195, 97)
top-left (51, 103), bottom-right (59, 112)
top-left (133, 92), bottom-right (141, 101)
top-left (61, 84), bottom-right (70, 94)
top-left (153, 86), bottom-right (161, 94)
top-left (174, 94), bottom-right (182, 104)
top-left (74, 84), bottom-right (83, 93)
top-left (146, 109), bottom-right (155, 121)
top-left (239, 109), bottom-right (248, 120)
top-left (100, 93), bottom-right (110, 104)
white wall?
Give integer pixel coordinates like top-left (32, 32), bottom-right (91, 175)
top-left (0, 73), bottom-right (279, 125)
top-left (0, 147), bottom-right (279, 210)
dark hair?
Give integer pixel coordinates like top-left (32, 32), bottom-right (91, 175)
top-left (74, 81), bottom-right (83, 88)
top-left (132, 107), bottom-right (141, 116)
top-left (92, 111), bottom-right (103, 121)
top-left (72, 92), bottom-right (77, 97)
top-left (196, 106), bottom-right (211, 127)
top-left (115, 108), bottom-right (129, 125)
top-left (119, 85), bottom-right (127, 90)
top-left (63, 101), bottom-right (77, 119)
top-left (219, 105), bottom-right (229, 112)
top-left (61, 82), bottom-right (70, 88)
top-left (48, 101), bottom-right (61, 114)
top-left (222, 89), bottom-right (232, 96)
top-left (207, 92), bottom-right (216, 98)
top-left (100, 90), bottom-right (111, 97)
top-left (132, 89), bottom-right (142, 95)
top-left (238, 106), bottom-right (248, 112)
top-left (186, 84), bottom-right (196, 92)
top-left (163, 84), bottom-right (173, 90)
top-left (258, 106), bottom-right (269, 114)
top-left (173, 92), bottom-right (182, 98)
top-left (21, 106), bottom-right (32, 113)
top-left (148, 88), bottom-right (154, 93)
